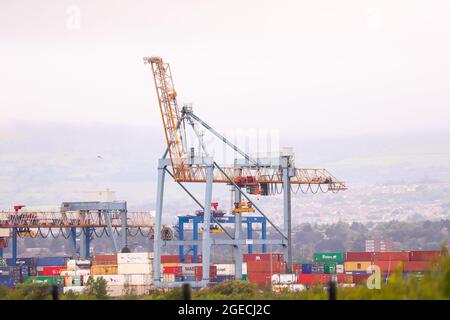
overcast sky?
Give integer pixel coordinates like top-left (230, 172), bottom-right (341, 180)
top-left (1, 0), bottom-right (449, 138)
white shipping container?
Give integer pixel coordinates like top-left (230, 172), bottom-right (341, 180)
top-left (129, 274), bottom-right (153, 285)
top-left (271, 274), bottom-right (297, 284)
top-left (0, 229), bottom-right (10, 237)
top-left (162, 273), bottom-right (175, 282)
top-left (118, 252), bottom-right (153, 264)
top-left (215, 264), bottom-right (235, 276)
top-left (118, 263), bottom-right (152, 275)
top-left (61, 269), bottom-right (90, 277)
top-left (336, 264), bottom-right (344, 274)
top-left (242, 262), bottom-right (247, 275)
top-left (90, 274), bottom-right (129, 286)
top-left (180, 263), bottom-right (201, 275)
top-left (106, 284), bottom-right (151, 297)
top-left (63, 286), bottom-right (85, 294)
top-left (67, 259), bottom-right (91, 270)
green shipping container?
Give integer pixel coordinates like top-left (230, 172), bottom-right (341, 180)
top-left (23, 276), bottom-right (64, 286)
top-left (324, 263), bottom-right (337, 274)
top-left (314, 252), bottom-right (344, 263)
top-left (242, 274), bottom-right (248, 281)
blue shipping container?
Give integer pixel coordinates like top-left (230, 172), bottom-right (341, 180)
top-left (183, 275), bottom-right (196, 282)
top-left (212, 275), bottom-right (234, 283)
top-left (175, 275), bottom-right (184, 282)
top-left (301, 264), bottom-right (312, 274)
top-left (6, 258), bottom-right (37, 266)
top-left (36, 257), bottom-right (67, 267)
top-left (0, 276), bottom-right (19, 288)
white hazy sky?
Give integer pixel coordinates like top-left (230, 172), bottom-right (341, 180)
top-left (1, 0), bottom-right (449, 138)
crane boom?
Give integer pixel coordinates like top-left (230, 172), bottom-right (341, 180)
top-left (144, 56), bottom-right (346, 191)
top-left (144, 56), bottom-right (188, 180)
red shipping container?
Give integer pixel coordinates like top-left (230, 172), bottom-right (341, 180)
top-left (373, 252), bottom-right (409, 261)
top-left (352, 274), bottom-right (370, 284)
top-left (247, 272), bottom-right (271, 288)
top-left (243, 253), bottom-right (284, 263)
top-left (292, 263), bottom-right (302, 274)
top-left (161, 255), bottom-right (202, 263)
top-left (335, 274), bottom-right (353, 284)
top-left (403, 261), bottom-right (433, 272)
top-left (409, 250), bottom-right (444, 261)
top-left (297, 274), bottom-right (331, 285)
top-left (163, 266), bottom-right (183, 275)
top-left (38, 266), bottom-right (67, 276)
top-left (93, 254), bottom-right (117, 265)
top-left (246, 261), bottom-right (286, 273)
top-left (194, 266), bottom-right (217, 281)
top-left (372, 260), bottom-right (404, 273)
top-left (345, 252), bottom-right (374, 261)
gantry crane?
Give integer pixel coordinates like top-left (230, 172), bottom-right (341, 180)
top-left (144, 56), bottom-right (346, 287)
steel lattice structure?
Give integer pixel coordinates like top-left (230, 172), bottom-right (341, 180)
top-left (143, 56), bottom-right (347, 288)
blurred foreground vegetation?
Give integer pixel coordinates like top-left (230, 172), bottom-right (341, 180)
top-left (1, 253), bottom-right (449, 300)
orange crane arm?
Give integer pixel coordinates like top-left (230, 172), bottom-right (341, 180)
top-left (144, 56), bottom-right (188, 180)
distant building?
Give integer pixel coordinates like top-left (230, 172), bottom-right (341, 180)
top-left (365, 239), bottom-right (393, 252)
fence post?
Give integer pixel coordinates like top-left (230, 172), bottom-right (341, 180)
top-left (51, 285), bottom-right (59, 300)
top-left (328, 280), bottom-right (337, 300)
top-left (182, 283), bottom-right (192, 300)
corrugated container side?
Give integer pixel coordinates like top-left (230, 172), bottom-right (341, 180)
top-left (246, 261), bottom-right (286, 273)
top-left (215, 264), bottom-right (235, 276)
top-left (163, 266), bottom-right (182, 275)
top-left (409, 250), bottom-right (445, 261)
top-left (351, 274), bottom-right (370, 284)
top-left (38, 266), bottom-right (67, 276)
top-left (373, 252), bottom-right (409, 261)
top-left (314, 252), bottom-right (345, 263)
top-left (372, 260), bottom-right (404, 273)
top-left (344, 261), bottom-right (372, 272)
top-left (297, 274), bottom-right (331, 285)
top-left (92, 255), bottom-right (118, 265)
top-left (243, 253), bottom-right (284, 263)
top-left (90, 274), bottom-right (128, 285)
top-left (403, 261), bottom-right (433, 272)
top-left (345, 252), bottom-right (374, 262)
top-left (36, 257), bottom-right (68, 267)
top-left (117, 252), bottom-right (153, 264)
top-left (180, 263), bottom-right (202, 275)
top-left (91, 265), bottom-right (118, 275)
top-left (301, 264), bottom-right (312, 274)
top-left (117, 263), bottom-right (152, 275)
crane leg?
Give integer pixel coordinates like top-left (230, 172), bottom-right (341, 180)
top-left (153, 162), bottom-right (166, 285)
top-left (201, 163), bottom-right (213, 285)
top-left (121, 209), bottom-right (128, 251)
top-left (104, 211), bottom-right (118, 254)
top-left (233, 186), bottom-right (243, 280)
top-left (282, 156), bottom-right (293, 273)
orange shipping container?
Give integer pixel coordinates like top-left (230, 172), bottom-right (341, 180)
top-left (92, 255), bottom-right (117, 265)
top-left (344, 261), bottom-right (372, 272)
top-left (90, 264), bottom-right (118, 275)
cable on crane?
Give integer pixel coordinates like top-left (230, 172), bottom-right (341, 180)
top-left (38, 228), bottom-right (51, 238)
top-left (60, 228), bottom-right (71, 239)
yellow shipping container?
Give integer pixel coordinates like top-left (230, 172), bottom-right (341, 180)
top-left (90, 264), bottom-right (118, 275)
top-left (161, 263), bottom-right (179, 267)
top-left (344, 261), bottom-right (372, 272)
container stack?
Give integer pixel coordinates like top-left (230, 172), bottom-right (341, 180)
top-left (22, 256), bottom-right (68, 288)
top-left (245, 253), bottom-right (286, 288)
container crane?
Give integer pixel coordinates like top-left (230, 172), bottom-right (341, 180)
top-left (144, 56), bottom-right (346, 288)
